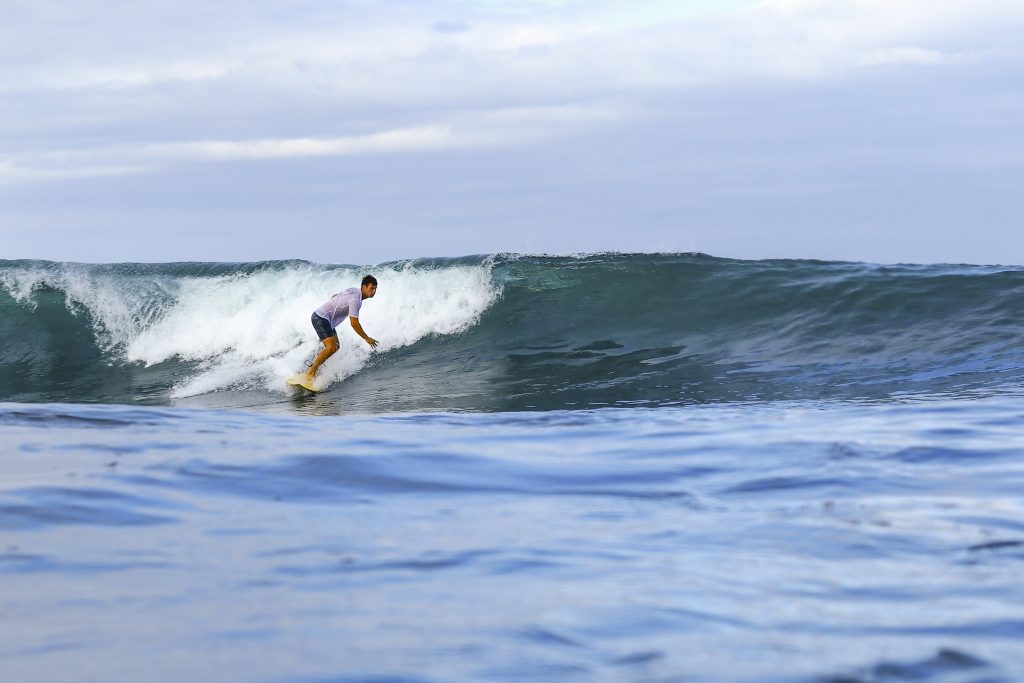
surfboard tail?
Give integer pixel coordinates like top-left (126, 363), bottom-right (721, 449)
top-left (286, 374), bottom-right (320, 392)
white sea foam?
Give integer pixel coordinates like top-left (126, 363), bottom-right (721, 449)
top-left (1, 260), bottom-right (500, 396)
top-left (0, 263), bottom-right (171, 351)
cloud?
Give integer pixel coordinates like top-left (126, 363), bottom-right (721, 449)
top-left (6, 0), bottom-right (1021, 94)
top-left (2, 0), bottom-right (1023, 217)
top-left (0, 104), bottom-right (624, 184)
top-left (0, 159), bottom-right (145, 184)
top-left (6, 1), bottom-right (1017, 129)
top-left (146, 127), bottom-right (460, 162)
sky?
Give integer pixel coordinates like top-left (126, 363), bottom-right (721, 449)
top-left (2, 0), bottom-right (1023, 265)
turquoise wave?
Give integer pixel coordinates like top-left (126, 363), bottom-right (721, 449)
top-left (2, 253), bottom-right (1023, 411)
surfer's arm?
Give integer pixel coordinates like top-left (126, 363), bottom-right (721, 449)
top-left (350, 317), bottom-right (378, 348)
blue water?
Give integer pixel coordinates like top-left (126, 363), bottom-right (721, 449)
top-left (2, 397), bottom-right (1024, 682)
top-left (3, 254), bottom-right (1024, 681)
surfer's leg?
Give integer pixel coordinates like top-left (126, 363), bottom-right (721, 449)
top-left (307, 336), bottom-right (339, 379)
top-left (308, 312), bottom-right (340, 379)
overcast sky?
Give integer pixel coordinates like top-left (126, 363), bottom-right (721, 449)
top-left (2, 0), bottom-right (1023, 265)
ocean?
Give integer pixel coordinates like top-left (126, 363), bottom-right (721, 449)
top-left (2, 253), bottom-right (1023, 682)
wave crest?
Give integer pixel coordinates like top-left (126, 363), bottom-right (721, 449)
top-left (3, 254), bottom-right (1023, 410)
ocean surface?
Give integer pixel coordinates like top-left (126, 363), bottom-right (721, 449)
top-left (2, 253), bottom-right (1024, 682)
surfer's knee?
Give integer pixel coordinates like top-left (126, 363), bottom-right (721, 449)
top-left (324, 336), bottom-right (340, 352)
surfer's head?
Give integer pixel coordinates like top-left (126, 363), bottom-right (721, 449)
top-left (361, 275), bottom-right (378, 299)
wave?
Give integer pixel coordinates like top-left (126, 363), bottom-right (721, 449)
top-left (2, 253), bottom-right (1024, 411)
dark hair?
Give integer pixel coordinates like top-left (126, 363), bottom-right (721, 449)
top-left (361, 275), bottom-right (378, 287)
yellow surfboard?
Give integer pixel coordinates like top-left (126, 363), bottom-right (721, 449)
top-left (286, 374), bottom-right (321, 393)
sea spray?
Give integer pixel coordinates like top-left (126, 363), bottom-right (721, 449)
top-left (0, 258), bottom-right (500, 400)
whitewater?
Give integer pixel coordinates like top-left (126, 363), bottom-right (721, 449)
top-left (0, 256), bottom-right (499, 404)
top-left (2, 253), bottom-right (1024, 683)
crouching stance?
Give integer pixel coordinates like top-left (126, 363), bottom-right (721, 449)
top-left (304, 275), bottom-right (378, 382)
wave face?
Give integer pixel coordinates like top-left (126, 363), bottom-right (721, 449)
top-left (2, 253), bottom-right (1023, 412)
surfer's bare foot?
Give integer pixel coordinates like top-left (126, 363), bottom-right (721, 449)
top-left (303, 371), bottom-right (316, 382)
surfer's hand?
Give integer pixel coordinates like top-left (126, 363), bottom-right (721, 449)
top-left (366, 337), bottom-right (379, 348)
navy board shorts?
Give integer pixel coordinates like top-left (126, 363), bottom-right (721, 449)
top-left (311, 312), bottom-right (337, 341)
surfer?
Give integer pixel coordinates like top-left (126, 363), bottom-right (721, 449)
top-left (302, 275), bottom-right (378, 383)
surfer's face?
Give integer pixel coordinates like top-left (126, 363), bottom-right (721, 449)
top-left (361, 283), bottom-right (378, 299)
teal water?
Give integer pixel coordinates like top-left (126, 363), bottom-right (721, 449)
top-left (2, 253), bottom-right (1023, 410)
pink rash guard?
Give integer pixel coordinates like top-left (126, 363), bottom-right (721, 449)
top-left (313, 288), bottom-right (363, 329)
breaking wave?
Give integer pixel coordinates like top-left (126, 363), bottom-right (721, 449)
top-left (2, 253), bottom-right (1023, 412)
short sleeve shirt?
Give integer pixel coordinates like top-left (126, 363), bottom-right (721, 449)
top-left (313, 288), bottom-right (362, 328)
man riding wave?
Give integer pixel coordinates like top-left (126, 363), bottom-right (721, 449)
top-left (302, 275), bottom-right (378, 384)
